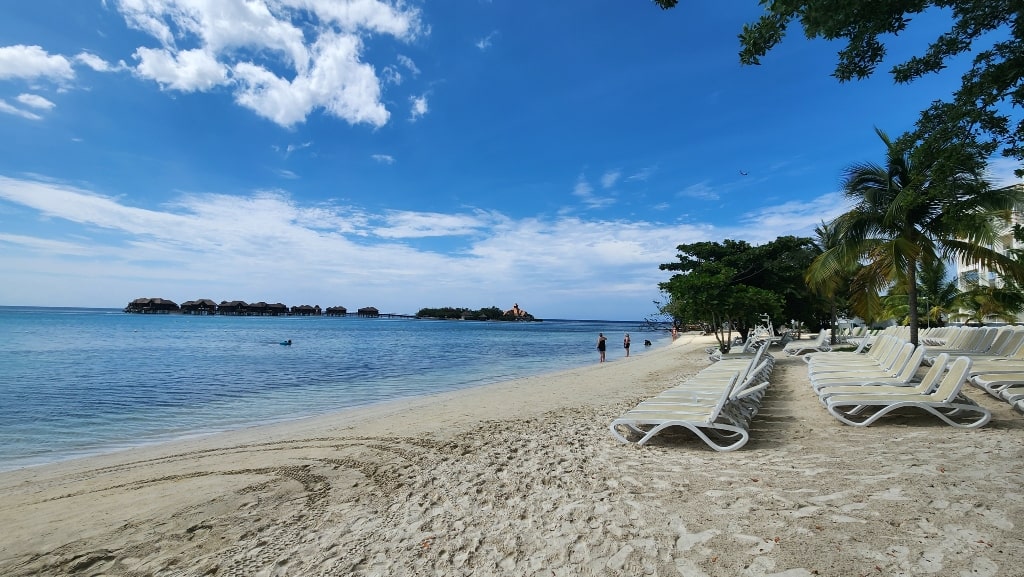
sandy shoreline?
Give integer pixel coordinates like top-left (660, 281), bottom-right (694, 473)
top-left (1, 334), bottom-right (1022, 576)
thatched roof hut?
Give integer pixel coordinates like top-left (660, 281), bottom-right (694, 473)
top-left (124, 297), bottom-right (180, 314)
top-left (290, 304), bottom-right (321, 316)
top-left (180, 299), bottom-right (217, 314)
top-left (218, 300), bottom-right (248, 315)
top-left (325, 306), bottom-right (348, 317)
top-left (357, 306), bottom-right (380, 318)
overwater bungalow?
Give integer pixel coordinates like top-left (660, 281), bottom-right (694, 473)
top-left (325, 306), bottom-right (348, 317)
top-left (124, 297), bottom-right (180, 314)
top-left (357, 306), bottom-right (380, 318)
top-left (290, 304), bottom-right (321, 316)
top-left (218, 300), bottom-right (248, 316)
top-left (180, 299), bottom-right (217, 315)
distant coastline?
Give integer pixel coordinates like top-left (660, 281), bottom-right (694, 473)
top-left (119, 298), bottom-right (541, 321)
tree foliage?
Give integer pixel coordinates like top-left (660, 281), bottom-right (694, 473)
top-left (658, 236), bottom-right (823, 351)
top-left (806, 128), bottom-right (1024, 345)
top-left (951, 278), bottom-right (1024, 325)
top-left (651, 1), bottom-right (1024, 170)
top-left (416, 306), bottom-right (534, 321)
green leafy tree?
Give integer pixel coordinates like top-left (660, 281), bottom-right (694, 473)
top-left (658, 237), bottom-right (820, 350)
top-left (650, 1), bottom-right (1024, 170)
top-left (806, 128), bottom-right (1024, 346)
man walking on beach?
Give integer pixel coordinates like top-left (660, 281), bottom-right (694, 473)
top-left (597, 333), bottom-right (607, 362)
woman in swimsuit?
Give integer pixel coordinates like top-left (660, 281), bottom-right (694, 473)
top-left (597, 333), bottom-right (607, 363)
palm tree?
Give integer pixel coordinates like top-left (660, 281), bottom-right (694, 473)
top-left (806, 220), bottom-right (855, 344)
top-left (951, 278), bottom-right (1024, 325)
top-left (882, 259), bottom-right (961, 327)
top-left (807, 128), bottom-right (1024, 346)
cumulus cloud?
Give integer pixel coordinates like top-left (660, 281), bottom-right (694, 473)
top-left (113, 0), bottom-right (425, 128)
top-left (0, 45), bottom-right (75, 81)
top-left (410, 94), bottom-right (428, 120)
top-left (0, 175), bottom-right (842, 317)
top-left (75, 52), bottom-right (118, 72)
top-left (134, 47), bottom-right (228, 92)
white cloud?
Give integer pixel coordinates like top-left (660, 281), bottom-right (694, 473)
top-left (75, 52), bottom-right (118, 72)
top-left (381, 65), bottom-right (402, 85)
top-left (0, 45), bottom-right (75, 81)
top-left (677, 181), bottom-right (719, 201)
top-left (0, 175), bottom-right (848, 318)
top-left (16, 93), bottom-right (55, 110)
top-left (276, 169), bottom-right (299, 179)
top-left (601, 170), bottom-right (621, 189)
top-left (572, 175), bottom-right (615, 209)
top-left (374, 210), bottom-right (491, 238)
top-left (113, 0), bottom-right (425, 128)
top-left (371, 154), bottom-right (395, 164)
top-left (410, 94), bottom-right (428, 121)
top-left (475, 31), bottom-right (498, 51)
top-left (627, 166), bottom-right (656, 182)
top-left (0, 100), bottom-right (42, 120)
top-left (134, 47), bottom-right (229, 92)
top-left (397, 54), bottom-right (420, 75)
top-left (738, 191), bottom-right (851, 243)
top-left (273, 142), bottom-right (313, 156)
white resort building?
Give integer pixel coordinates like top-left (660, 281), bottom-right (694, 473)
top-left (955, 207), bottom-right (1024, 323)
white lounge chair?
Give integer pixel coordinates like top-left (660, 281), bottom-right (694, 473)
top-left (816, 353), bottom-right (949, 403)
top-left (609, 367), bottom-right (770, 451)
top-left (783, 331), bottom-right (831, 357)
top-left (824, 356), bottom-right (990, 428)
top-left (810, 344), bottom-right (925, 391)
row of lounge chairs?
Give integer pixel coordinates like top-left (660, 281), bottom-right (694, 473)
top-left (609, 341), bottom-right (775, 451)
top-left (610, 324), bottom-right (1021, 452)
top-left (802, 333), bottom-right (992, 427)
top-left (879, 325), bottom-right (1024, 414)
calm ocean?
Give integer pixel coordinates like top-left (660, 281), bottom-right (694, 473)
top-left (0, 307), bottom-right (668, 471)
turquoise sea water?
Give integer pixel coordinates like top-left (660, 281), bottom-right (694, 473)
top-left (0, 307), bottom-right (669, 471)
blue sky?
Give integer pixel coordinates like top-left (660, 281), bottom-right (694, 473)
top-left (0, 1), bottom-right (1019, 320)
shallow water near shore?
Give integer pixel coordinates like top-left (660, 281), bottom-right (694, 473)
top-left (0, 307), bottom-right (668, 471)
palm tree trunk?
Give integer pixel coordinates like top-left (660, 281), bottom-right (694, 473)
top-left (907, 262), bottom-right (919, 347)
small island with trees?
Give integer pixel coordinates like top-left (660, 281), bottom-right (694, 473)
top-left (416, 303), bottom-right (539, 321)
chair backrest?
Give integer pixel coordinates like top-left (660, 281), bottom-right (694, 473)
top-left (988, 328), bottom-right (1024, 357)
top-left (706, 372), bottom-right (741, 419)
top-left (874, 338), bottom-right (908, 368)
top-left (969, 327), bottom-right (999, 353)
top-left (729, 360), bottom-right (772, 401)
top-left (884, 342), bottom-right (916, 373)
top-left (892, 345), bottom-right (927, 382)
top-left (983, 327), bottom-right (1014, 355)
top-left (913, 352), bottom-right (949, 394)
top-left (942, 327), bottom-right (975, 350)
top-left (928, 356), bottom-right (972, 401)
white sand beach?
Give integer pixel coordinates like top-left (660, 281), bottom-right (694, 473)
top-left (1, 334), bottom-right (1022, 577)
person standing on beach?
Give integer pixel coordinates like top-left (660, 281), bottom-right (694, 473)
top-left (623, 333), bottom-right (631, 357)
top-left (597, 333), bottom-right (607, 362)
